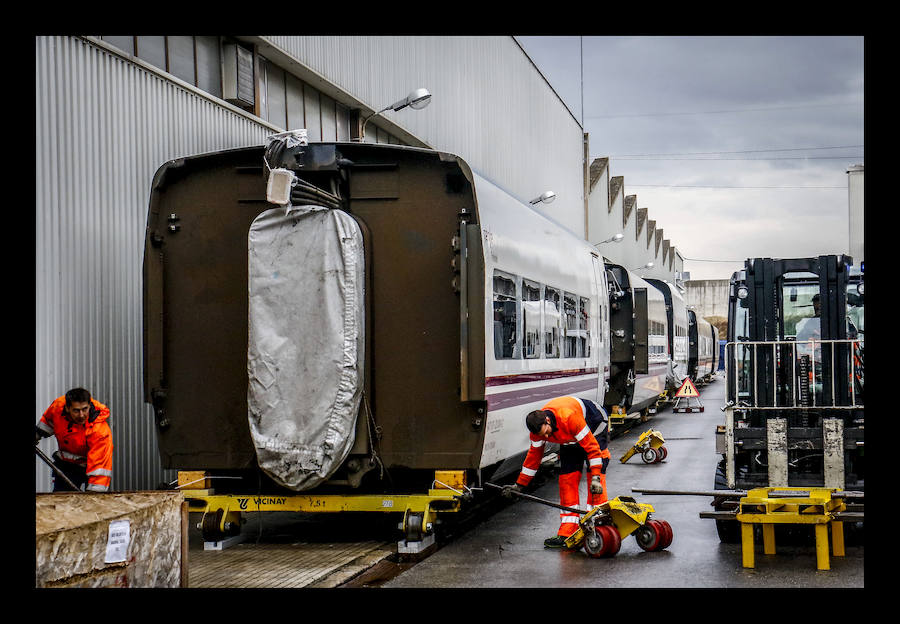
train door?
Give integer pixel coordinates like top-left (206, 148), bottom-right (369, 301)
top-left (633, 288), bottom-right (649, 375)
top-left (591, 255), bottom-right (608, 406)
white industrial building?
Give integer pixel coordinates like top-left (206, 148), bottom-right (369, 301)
top-left (847, 164), bottom-right (864, 264)
top-left (35, 35), bottom-right (687, 491)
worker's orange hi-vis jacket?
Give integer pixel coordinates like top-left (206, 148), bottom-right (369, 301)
top-left (37, 397), bottom-right (113, 492)
top-left (515, 396), bottom-right (607, 488)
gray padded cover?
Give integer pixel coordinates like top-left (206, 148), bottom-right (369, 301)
top-left (247, 206), bottom-right (365, 491)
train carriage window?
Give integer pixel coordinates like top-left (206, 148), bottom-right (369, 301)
top-left (522, 279), bottom-right (542, 359)
top-left (563, 293), bottom-right (578, 358)
top-left (493, 271), bottom-right (520, 359)
top-left (544, 287), bottom-right (561, 358)
top-left (579, 297), bottom-right (591, 358)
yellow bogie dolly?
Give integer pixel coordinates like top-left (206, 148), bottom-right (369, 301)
top-left (620, 429), bottom-right (668, 464)
top-left (564, 496), bottom-right (674, 558)
top-left (178, 470), bottom-right (466, 545)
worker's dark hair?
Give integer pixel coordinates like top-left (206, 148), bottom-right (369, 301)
top-left (65, 387), bottom-right (92, 405)
top-left (526, 410), bottom-right (552, 434)
top-left (812, 294), bottom-right (820, 302)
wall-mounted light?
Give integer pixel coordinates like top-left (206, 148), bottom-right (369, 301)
top-left (634, 262), bottom-right (654, 270)
top-left (530, 191), bottom-right (557, 205)
top-left (594, 233), bottom-right (624, 246)
top-left (355, 87), bottom-right (432, 142)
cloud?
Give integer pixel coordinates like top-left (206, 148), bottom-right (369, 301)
top-left (516, 35), bottom-right (863, 280)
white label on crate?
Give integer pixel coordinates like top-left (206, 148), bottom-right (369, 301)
top-left (104, 519), bottom-right (130, 563)
top-left (382, 499), bottom-right (394, 508)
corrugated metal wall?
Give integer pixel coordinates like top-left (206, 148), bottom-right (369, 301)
top-left (35, 36), bottom-right (277, 491)
top-left (34, 35), bottom-right (589, 493)
top-left (261, 36), bottom-right (587, 237)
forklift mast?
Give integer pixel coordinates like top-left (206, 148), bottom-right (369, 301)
top-left (728, 255), bottom-right (852, 410)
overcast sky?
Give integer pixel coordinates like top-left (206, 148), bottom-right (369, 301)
top-left (515, 36), bottom-right (864, 281)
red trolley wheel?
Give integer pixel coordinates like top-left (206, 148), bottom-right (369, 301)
top-left (656, 520), bottom-right (673, 549)
top-left (641, 447), bottom-right (658, 464)
top-left (635, 520), bottom-right (662, 551)
top-left (656, 446), bottom-right (668, 462)
top-left (601, 525), bottom-right (622, 557)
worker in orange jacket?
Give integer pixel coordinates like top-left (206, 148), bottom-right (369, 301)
top-left (35, 388), bottom-right (113, 492)
top-left (504, 396), bottom-right (611, 548)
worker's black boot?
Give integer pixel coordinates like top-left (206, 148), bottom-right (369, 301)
top-left (543, 535), bottom-right (568, 549)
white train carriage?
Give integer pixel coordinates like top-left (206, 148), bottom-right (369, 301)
top-left (477, 176), bottom-right (610, 477)
top-left (144, 140), bottom-right (611, 494)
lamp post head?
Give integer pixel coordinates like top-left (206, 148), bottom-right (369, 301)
top-left (594, 233), bottom-right (624, 246)
top-left (356, 87), bottom-right (432, 142)
top-left (530, 190), bottom-right (556, 205)
top-left (390, 87), bottom-right (432, 112)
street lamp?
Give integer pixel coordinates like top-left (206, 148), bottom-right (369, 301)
top-left (529, 190), bottom-right (557, 205)
top-left (356, 87), bottom-right (432, 142)
top-left (594, 233), bottom-right (624, 246)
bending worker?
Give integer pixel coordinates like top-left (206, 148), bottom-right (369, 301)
top-left (504, 395), bottom-right (611, 548)
top-left (35, 388), bottom-right (113, 492)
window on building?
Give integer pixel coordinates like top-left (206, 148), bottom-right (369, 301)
top-left (99, 35), bottom-right (407, 144)
top-left (260, 56), bottom-right (287, 130)
top-left (101, 36), bottom-right (223, 100)
top-left (136, 36), bottom-right (166, 69)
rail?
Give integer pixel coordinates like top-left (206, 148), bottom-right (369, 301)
top-left (726, 338), bottom-right (863, 411)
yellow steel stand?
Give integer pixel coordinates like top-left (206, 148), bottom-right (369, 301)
top-left (736, 487), bottom-right (846, 571)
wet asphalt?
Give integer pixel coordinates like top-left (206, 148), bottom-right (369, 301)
top-left (384, 374), bottom-right (866, 589)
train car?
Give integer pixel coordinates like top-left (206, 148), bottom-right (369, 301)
top-left (142, 138), bottom-right (610, 499)
top-left (604, 262), bottom-right (669, 420)
top-left (644, 279), bottom-right (689, 393)
top-left (687, 310), bottom-right (718, 384)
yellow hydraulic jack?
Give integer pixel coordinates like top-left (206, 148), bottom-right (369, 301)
top-left (620, 429), bottom-right (668, 464)
top-left (487, 484), bottom-right (673, 558)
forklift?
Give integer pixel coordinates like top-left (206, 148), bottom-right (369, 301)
top-left (708, 255), bottom-right (864, 543)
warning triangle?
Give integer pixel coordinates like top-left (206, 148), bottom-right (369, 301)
top-left (675, 377), bottom-right (700, 398)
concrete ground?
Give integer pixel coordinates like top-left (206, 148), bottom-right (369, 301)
top-left (384, 375), bottom-right (866, 589)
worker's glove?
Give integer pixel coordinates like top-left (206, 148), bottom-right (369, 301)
top-left (502, 483), bottom-right (524, 499)
top-left (590, 475), bottom-right (604, 495)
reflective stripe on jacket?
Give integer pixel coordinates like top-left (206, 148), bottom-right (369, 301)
top-left (38, 396), bottom-right (113, 492)
top-left (516, 396), bottom-right (605, 487)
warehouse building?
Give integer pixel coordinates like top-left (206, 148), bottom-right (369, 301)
top-left (35, 35), bottom-right (686, 491)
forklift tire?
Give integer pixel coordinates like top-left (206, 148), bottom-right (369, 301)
top-left (715, 519), bottom-right (740, 544)
top-left (714, 460), bottom-right (740, 544)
